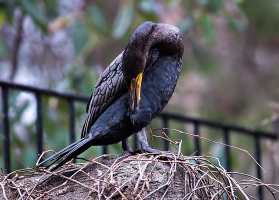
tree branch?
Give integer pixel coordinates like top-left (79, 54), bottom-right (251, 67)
top-left (10, 12), bottom-right (24, 80)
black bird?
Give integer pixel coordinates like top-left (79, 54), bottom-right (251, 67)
top-left (36, 21), bottom-right (184, 171)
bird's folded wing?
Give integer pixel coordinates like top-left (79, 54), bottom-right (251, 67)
top-left (81, 52), bottom-right (126, 138)
top-left (81, 49), bottom-right (159, 139)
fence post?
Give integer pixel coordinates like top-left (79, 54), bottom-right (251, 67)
top-left (132, 133), bottom-right (138, 150)
top-left (193, 122), bottom-right (201, 156)
top-left (254, 135), bottom-right (263, 199)
top-left (35, 93), bottom-right (43, 157)
top-left (1, 86), bottom-right (11, 173)
top-left (68, 99), bottom-right (75, 144)
top-left (273, 116), bottom-right (279, 136)
top-left (102, 145), bottom-right (108, 155)
top-left (223, 128), bottom-right (231, 172)
top-left (162, 116), bottom-right (169, 151)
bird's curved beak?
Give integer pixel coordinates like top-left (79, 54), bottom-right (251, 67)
top-left (130, 72), bottom-right (143, 111)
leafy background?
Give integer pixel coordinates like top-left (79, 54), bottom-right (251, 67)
top-left (0, 0), bottom-right (279, 197)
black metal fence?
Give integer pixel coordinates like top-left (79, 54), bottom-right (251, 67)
top-left (1, 80), bottom-right (278, 199)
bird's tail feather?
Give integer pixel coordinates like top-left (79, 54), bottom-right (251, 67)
top-left (36, 136), bottom-right (93, 171)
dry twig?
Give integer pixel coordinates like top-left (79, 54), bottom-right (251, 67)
top-left (1, 130), bottom-right (278, 199)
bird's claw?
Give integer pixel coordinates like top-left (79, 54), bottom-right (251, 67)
top-left (122, 150), bottom-right (133, 156)
top-left (133, 146), bottom-right (161, 154)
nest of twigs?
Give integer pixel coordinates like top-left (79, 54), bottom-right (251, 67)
top-left (0, 153), bottom-right (278, 199)
top-left (1, 129), bottom-right (279, 199)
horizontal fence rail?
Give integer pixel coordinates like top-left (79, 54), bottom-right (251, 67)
top-left (0, 80), bottom-right (278, 199)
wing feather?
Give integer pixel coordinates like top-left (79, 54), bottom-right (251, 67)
top-left (81, 49), bottom-right (159, 139)
top-left (81, 52), bottom-right (126, 138)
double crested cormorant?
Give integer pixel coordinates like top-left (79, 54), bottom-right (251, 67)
top-left (37, 21), bottom-right (184, 171)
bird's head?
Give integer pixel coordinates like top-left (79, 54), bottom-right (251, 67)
top-left (122, 21), bottom-right (183, 111)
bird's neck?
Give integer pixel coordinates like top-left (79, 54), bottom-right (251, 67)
top-left (122, 21), bottom-right (184, 84)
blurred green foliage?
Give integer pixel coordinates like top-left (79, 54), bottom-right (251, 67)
top-left (0, 0), bottom-right (56, 32)
top-left (0, 0), bottom-right (278, 175)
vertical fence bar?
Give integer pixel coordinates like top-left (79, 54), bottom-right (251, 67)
top-left (68, 99), bottom-right (75, 145)
top-left (254, 135), bottom-right (263, 199)
top-left (133, 133), bottom-right (138, 149)
top-left (223, 128), bottom-right (231, 172)
top-left (35, 93), bottom-right (43, 157)
top-left (273, 118), bottom-right (279, 136)
top-left (193, 122), bottom-right (201, 156)
top-left (102, 145), bottom-right (108, 155)
top-left (162, 116), bottom-right (169, 151)
top-left (1, 86), bottom-right (11, 173)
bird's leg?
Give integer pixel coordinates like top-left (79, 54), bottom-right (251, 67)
top-left (122, 138), bottom-right (133, 155)
top-left (136, 128), bottom-right (160, 154)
